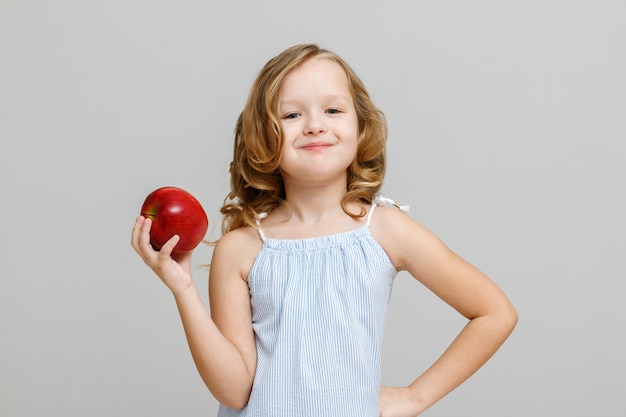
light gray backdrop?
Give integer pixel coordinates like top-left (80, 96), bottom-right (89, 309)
top-left (1, 1), bottom-right (624, 416)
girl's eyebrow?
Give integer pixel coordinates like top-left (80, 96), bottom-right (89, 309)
top-left (324, 94), bottom-right (352, 104)
top-left (279, 94), bottom-right (352, 106)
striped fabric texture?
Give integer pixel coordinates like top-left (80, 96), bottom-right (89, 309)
top-left (218, 204), bottom-right (397, 416)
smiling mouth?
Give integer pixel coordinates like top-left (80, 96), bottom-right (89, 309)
top-left (301, 143), bottom-right (333, 150)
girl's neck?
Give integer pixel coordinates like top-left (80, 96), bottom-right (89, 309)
top-left (259, 179), bottom-right (368, 240)
top-left (281, 186), bottom-right (346, 225)
top-left (264, 193), bottom-right (366, 240)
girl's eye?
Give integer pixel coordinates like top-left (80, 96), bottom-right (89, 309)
top-left (283, 112), bottom-right (300, 119)
top-left (326, 108), bottom-right (341, 114)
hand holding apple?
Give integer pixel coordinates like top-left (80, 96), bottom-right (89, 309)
top-left (140, 186), bottom-right (209, 255)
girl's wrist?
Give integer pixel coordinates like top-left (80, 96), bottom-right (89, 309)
top-left (171, 280), bottom-right (198, 301)
top-left (406, 383), bottom-right (433, 416)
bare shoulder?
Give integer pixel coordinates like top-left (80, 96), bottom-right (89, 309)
top-left (216, 225), bottom-right (263, 250)
top-left (212, 226), bottom-right (263, 278)
top-left (369, 206), bottom-right (448, 272)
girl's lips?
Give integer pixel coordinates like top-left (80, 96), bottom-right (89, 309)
top-left (300, 142), bottom-right (333, 150)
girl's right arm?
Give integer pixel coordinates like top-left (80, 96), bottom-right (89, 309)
top-left (131, 216), bottom-right (258, 409)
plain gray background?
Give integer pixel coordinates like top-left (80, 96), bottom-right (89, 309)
top-left (1, 1), bottom-right (624, 416)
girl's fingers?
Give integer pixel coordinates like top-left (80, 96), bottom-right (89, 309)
top-left (158, 234), bottom-right (181, 259)
top-left (132, 216), bottom-right (159, 264)
top-left (131, 216), bottom-right (145, 252)
top-left (131, 218), bottom-right (192, 292)
top-left (137, 217), bottom-right (154, 250)
top-left (132, 217), bottom-right (188, 271)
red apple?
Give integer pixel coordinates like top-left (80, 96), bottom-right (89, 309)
top-left (140, 186), bottom-right (209, 255)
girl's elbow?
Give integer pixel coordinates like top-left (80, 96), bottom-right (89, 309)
top-left (500, 301), bottom-right (518, 333)
top-left (223, 398), bottom-right (248, 411)
top-left (216, 389), bottom-right (251, 411)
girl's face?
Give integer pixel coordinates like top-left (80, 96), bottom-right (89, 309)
top-left (276, 58), bottom-right (359, 186)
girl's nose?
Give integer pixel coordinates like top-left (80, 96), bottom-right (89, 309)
top-left (304, 115), bottom-right (327, 135)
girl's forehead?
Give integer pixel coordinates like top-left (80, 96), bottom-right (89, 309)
top-left (279, 58), bottom-right (352, 98)
top-left (287, 57), bottom-right (345, 80)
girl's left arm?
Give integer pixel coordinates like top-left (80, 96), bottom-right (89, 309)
top-left (372, 208), bottom-right (518, 417)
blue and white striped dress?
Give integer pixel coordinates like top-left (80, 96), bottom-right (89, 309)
top-left (218, 202), bottom-right (397, 417)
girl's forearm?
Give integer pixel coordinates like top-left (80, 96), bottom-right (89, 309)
top-left (408, 308), bottom-right (517, 414)
top-left (172, 285), bottom-right (254, 409)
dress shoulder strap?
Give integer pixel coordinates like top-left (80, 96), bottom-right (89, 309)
top-left (367, 194), bottom-right (410, 226)
top-left (255, 212), bottom-right (268, 242)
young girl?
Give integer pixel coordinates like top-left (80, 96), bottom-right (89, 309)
top-left (131, 43), bottom-right (517, 417)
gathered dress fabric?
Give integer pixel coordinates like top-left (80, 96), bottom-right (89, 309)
top-left (218, 203), bottom-right (397, 417)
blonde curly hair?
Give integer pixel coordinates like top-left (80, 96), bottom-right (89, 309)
top-left (220, 44), bottom-right (388, 235)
